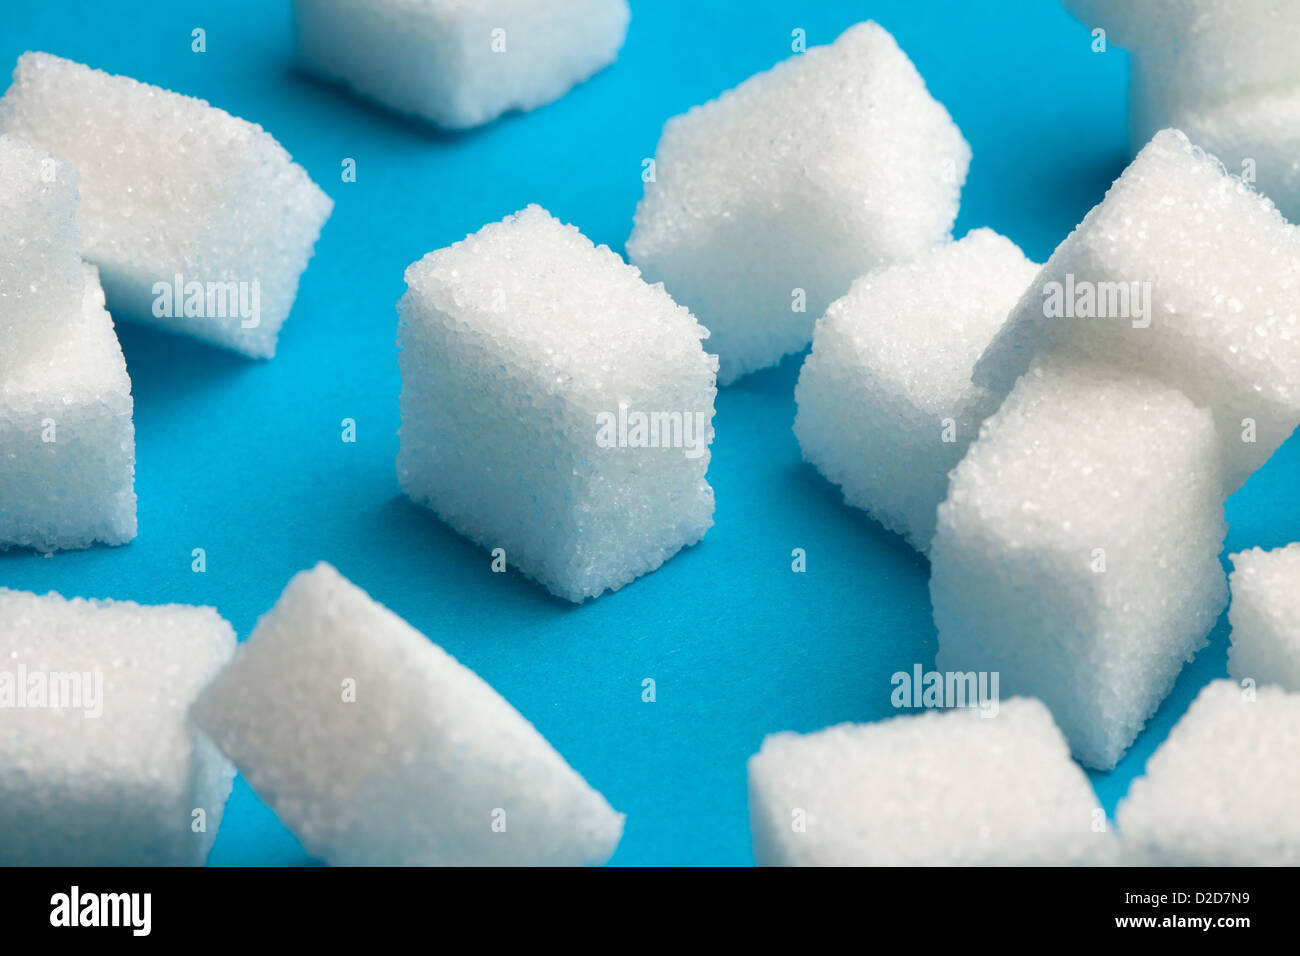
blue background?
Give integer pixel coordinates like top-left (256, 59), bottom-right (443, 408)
top-left (4, 0), bottom-right (1296, 866)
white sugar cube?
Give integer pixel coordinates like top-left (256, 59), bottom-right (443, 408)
top-left (1117, 679), bottom-right (1300, 865)
top-left (191, 563), bottom-right (625, 866)
top-left (1065, 1), bottom-right (1300, 106)
top-left (292, 0), bottom-right (630, 129)
top-left (931, 359), bottom-right (1227, 770)
top-left (0, 135), bottom-right (82, 372)
top-left (974, 129), bottom-right (1300, 494)
top-left (2, 263), bottom-right (136, 552)
top-left (0, 52), bottom-right (333, 358)
top-left (627, 21), bottom-right (970, 384)
top-left (0, 587), bottom-right (235, 866)
top-left (748, 698), bottom-right (1113, 866)
top-left (793, 229), bottom-right (1039, 552)
top-left (1132, 88), bottom-right (1300, 223)
top-left (1227, 544), bottom-right (1300, 692)
top-left (398, 205), bottom-right (716, 603)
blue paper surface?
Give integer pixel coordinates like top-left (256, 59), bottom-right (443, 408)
top-left (3, 0), bottom-right (1296, 866)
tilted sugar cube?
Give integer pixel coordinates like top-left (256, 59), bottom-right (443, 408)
top-left (293, 0), bottom-right (630, 129)
top-left (0, 587), bottom-right (235, 865)
top-left (626, 21), bottom-right (970, 385)
top-left (191, 563), bottom-right (625, 866)
top-left (974, 129), bottom-right (1300, 495)
top-left (1117, 679), bottom-right (1300, 865)
top-left (398, 205), bottom-right (716, 603)
top-left (0, 135), bottom-right (82, 372)
top-left (0, 52), bottom-right (333, 358)
top-left (793, 229), bottom-right (1039, 552)
top-left (2, 263), bottom-right (136, 552)
top-left (748, 698), bottom-right (1114, 866)
top-left (1227, 544), bottom-right (1300, 692)
top-left (931, 359), bottom-right (1228, 770)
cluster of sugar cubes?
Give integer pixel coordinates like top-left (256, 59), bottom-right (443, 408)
top-left (1, 135), bottom-right (135, 552)
top-left (293, 0), bottom-right (630, 129)
top-left (748, 698), bottom-right (1114, 866)
top-left (1065, 0), bottom-right (1300, 220)
top-left (927, 129), bottom-right (1300, 769)
top-left (1226, 543), bottom-right (1300, 692)
top-left (1116, 680), bottom-right (1300, 865)
top-left (976, 129), bottom-right (1300, 495)
top-left (0, 52), bottom-right (333, 358)
top-left (794, 229), bottom-right (1039, 552)
top-left (627, 21), bottom-right (970, 384)
top-left (398, 204), bottom-right (716, 602)
top-left (0, 587), bottom-right (235, 865)
top-left (191, 563), bottom-right (624, 866)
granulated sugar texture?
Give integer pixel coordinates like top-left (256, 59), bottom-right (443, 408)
top-left (191, 564), bottom-right (625, 866)
top-left (0, 52), bottom-right (333, 358)
top-left (628, 21), bottom-right (970, 384)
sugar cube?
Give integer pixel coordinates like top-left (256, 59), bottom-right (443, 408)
top-left (1116, 679), bottom-right (1300, 865)
top-left (292, 0), bottom-right (630, 129)
top-left (626, 21), bottom-right (970, 384)
top-left (398, 204), bottom-right (716, 603)
top-left (1065, 1), bottom-right (1300, 106)
top-left (0, 587), bottom-right (235, 865)
top-left (0, 52), bottom-right (333, 358)
top-left (191, 563), bottom-right (625, 866)
top-left (793, 229), bottom-right (1039, 552)
top-left (1132, 88), bottom-right (1300, 223)
top-left (2, 263), bottom-right (136, 552)
top-left (748, 698), bottom-right (1113, 866)
top-left (931, 358), bottom-right (1228, 770)
top-left (0, 134), bottom-right (82, 372)
top-left (974, 129), bottom-right (1300, 494)
top-left (1227, 544), bottom-right (1300, 692)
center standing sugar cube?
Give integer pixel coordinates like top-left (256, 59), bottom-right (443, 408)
top-left (793, 229), bottom-right (1039, 552)
top-left (293, 0), bottom-right (631, 129)
top-left (398, 204), bottom-right (717, 603)
top-left (748, 698), bottom-right (1114, 866)
top-left (0, 52), bottom-right (333, 358)
top-left (626, 21), bottom-right (970, 384)
top-left (190, 563), bottom-right (625, 866)
top-left (931, 358), bottom-right (1228, 770)
top-left (1116, 679), bottom-right (1300, 865)
top-left (974, 129), bottom-right (1300, 494)
top-left (1226, 543), bottom-right (1300, 692)
top-left (0, 587), bottom-right (235, 866)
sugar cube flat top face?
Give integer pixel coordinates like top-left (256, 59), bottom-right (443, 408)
top-left (793, 230), bottom-right (1039, 550)
top-left (1227, 544), bottom-right (1300, 692)
top-left (293, 0), bottom-right (630, 129)
top-left (1, 264), bottom-right (136, 553)
top-left (932, 359), bottom-right (1227, 770)
top-left (0, 587), bottom-right (235, 865)
top-left (975, 129), bottom-right (1300, 494)
top-left (1117, 680), bottom-right (1300, 865)
top-left (748, 698), bottom-right (1113, 866)
top-left (0, 134), bottom-right (82, 372)
top-left (402, 204), bottom-right (714, 393)
top-left (0, 52), bottom-right (333, 358)
top-left (398, 205), bottom-right (716, 602)
top-left (627, 20), bottom-right (970, 384)
top-left (191, 563), bottom-right (625, 866)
